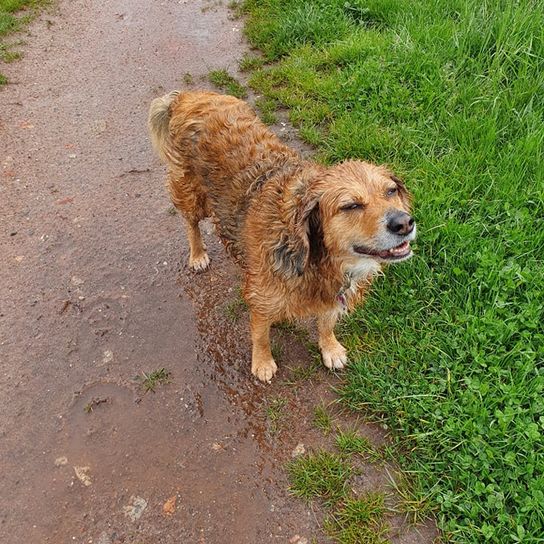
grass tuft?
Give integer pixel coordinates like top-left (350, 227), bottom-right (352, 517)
top-left (140, 368), bottom-right (171, 393)
top-left (313, 403), bottom-right (333, 434)
top-left (335, 429), bottom-right (381, 462)
top-left (288, 450), bottom-right (353, 506)
top-left (208, 69), bottom-right (247, 98)
top-left (223, 287), bottom-right (247, 321)
top-left (324, 493), bottom-right (388, 544)
top-left (265, 396), bottom-right (287, 435)
top-left (239, 52), bottom-right (265, 72)
top-left (255, 96), bottom-right (278, 125)
top-left (283, 357), bottom-right (321, 385)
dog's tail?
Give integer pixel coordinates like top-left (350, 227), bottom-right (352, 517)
top-left (148, 90), bottom-right (180, 162)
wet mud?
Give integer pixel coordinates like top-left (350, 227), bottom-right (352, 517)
top-left (0, 1), bottom-right (438, 542)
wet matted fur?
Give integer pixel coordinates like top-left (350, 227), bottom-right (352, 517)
top-left (149, 91), bottom-right (416, 382)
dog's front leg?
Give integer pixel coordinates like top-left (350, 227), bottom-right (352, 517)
top-left (318, 310), bottom-right (347, 370)
top-left (250, 312), bottom-right (277, 382)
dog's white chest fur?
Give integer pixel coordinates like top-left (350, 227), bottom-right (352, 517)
top-left (346, 258), bottom-right (381, 282)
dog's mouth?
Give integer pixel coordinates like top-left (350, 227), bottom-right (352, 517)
top-left (353, 240), bottom-right (413, 261)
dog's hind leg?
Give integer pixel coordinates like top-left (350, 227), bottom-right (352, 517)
top-left (318, 310), bottom-right (347, 370)
top-left (168, 170), bottom-right (210, 271)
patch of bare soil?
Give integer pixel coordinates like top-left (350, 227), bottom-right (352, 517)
top-left (0, 1), bottom-right (438, 542)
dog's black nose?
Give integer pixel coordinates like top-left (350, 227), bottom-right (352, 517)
top-left (387, 211), bottom-right (415, 235)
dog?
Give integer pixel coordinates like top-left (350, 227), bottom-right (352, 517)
top-left (148, 90), bottom-right (416, 382)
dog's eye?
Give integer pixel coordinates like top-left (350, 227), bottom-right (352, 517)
top-left (340, 203), bottom-right (364, 211)
top-left (386, 187), bottom-right (398, 197)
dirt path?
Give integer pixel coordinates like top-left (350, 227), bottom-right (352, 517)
top-left (1, 2), bottom-right (438, 543)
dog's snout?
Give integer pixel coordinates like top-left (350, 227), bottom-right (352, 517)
top-left (387, 211), bottom-right (415, 236)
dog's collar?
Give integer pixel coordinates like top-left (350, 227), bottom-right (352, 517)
top-left (336, 274), bottom-right (353, 312)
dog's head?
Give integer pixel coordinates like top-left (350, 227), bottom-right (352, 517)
top-left (273, 160), bottom-right (416, 278)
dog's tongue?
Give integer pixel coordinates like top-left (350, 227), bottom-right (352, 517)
top-left (379, 241), bottom-right (411, 258)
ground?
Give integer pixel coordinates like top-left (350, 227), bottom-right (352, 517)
top-left (0, 1), bottom-right (438, 542)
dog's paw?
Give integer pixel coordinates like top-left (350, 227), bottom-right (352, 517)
top-left (321, 342), bottom-right (348, 370)
top-left (251, 358), bottom-right (278, 383)
top-left (189, 253), bottom-right (210, 272)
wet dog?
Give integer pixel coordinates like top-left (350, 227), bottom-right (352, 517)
top-left (149, 91), bottom-right (416, 382)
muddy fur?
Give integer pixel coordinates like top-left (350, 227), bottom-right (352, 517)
top-left (149, 91), bottom-right (415, 382)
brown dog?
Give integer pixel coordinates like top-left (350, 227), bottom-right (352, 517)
top-left (149, 91), bottom-right (416, 382)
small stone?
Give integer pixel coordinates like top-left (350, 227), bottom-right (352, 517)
top-left (291, 443), bottom-right (306, 458)
top-left (54, 456), bottom-right (68, 467)
top-left (15, 256), bottom-right (24, 263)
top-left (102, 350), bottom-right (113, 364)
top-left (92, 120), bottom-right (107, 134)
top-left (71, 276), bottom-right (84, 286)
top-left (74, 466), bottom-right (92, 486)
top-left (163, 495), bottom-right (177, 515)
top-left (290, 536), bottom-right (308, 544)
top-left (211, 442), bottom-right (223, 451)
top-left (123, 495), bottom-right (147, 521)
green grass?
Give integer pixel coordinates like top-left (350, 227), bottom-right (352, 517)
top-left (313, 403), bottom-right (333, 434)
top-left (140, 368), bottom-right (172, 393)
top-left (265, 396), bottom-right (287, 435)
top-left (324, 494), bottom-right (388, 544)
top-left (335, 429), bottom-right (381, 463)
top-left (243, 0), bottom-right (544, 542)
top-left (208, 69), bottom-right (247, 98)
top-left (288, 450), bottom-right (353, 506)
top-left (289, 451), bottom-right (389, 543)
top-left (239, 52), bottom-right (265, 72)
top-left (223, 286), bottom-right (248, 321)
top-left (0, 0), bottom-right (49, 82)
top-left (255, 96), bottom-right (278, 125)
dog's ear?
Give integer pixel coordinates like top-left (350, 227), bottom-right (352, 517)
top-left (391, 175), bottom-right (412, 209)
top-left (272, 194), bottom-right (320, 278)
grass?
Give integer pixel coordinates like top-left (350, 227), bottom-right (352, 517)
top-left (239, 52), bottom-right (265, 72)
top-left (335, 429), bottom-right (381, 463)
top-left (140, 368), bottom-right (171, 393)
top-left (208, 69), bottom-right (247, 98)
top-left (313, 403), bottom-right (333, 434)
top-left (223, 286), bottom-right (248, 321)
top-left (270, 340), bottom-right (284, 361)
top-left (283, 356), bottom-right (321, 384)
top-left (0, 0), bottom-right (49, 82)
top-left (289, 450), bottom-right (389, 543)
top-left (255, 96), bottom-right (278, 125)
top-left (265, 396), bottom-right (287, 435)
top-left (242, 0), bottom-right (544, 542)
top-left (288, 450), bottom-right (353, 506)
top-left (324, 494), bottom-right (388, 544)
